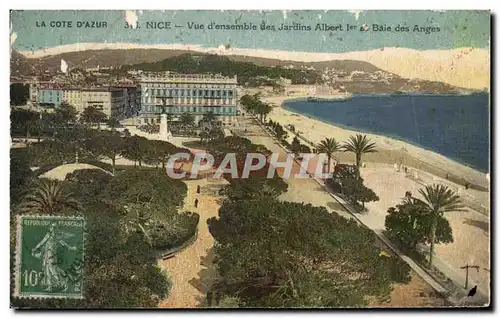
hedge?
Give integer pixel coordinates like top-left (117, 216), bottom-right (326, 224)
top-left (150, 212), bottom-right (200, 250)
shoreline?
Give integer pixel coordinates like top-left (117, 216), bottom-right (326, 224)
top-left (262, 95), bottom-right (489, 190)
top-left (282, 101), bottom-right (487, 174)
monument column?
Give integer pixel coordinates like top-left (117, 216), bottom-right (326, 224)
top-left (158, 97), bottom-right (172, 141)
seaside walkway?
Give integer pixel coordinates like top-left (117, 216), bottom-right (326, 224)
top-left (241, 115), bottom-right (489, 307)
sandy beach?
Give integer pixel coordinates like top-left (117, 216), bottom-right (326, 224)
top-left (258, 95), bottom-right (490, 300)
top-left (262, 95), bottom-right (490, 191)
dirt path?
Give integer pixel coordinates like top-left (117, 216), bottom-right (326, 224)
top-left (158, 177), bottom-right (228, 308)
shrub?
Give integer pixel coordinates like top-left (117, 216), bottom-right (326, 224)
top-left (150, 212), bottom-right (200, 250)
top-left (101, 169), bottom-right (187, 210)
top-left (65, 169), bottom-right (112, 204)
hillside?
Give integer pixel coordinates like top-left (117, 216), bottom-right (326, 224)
top-left (11, 49), bottom-right (475, 94)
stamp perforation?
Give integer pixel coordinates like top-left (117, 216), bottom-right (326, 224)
top-left (13, 214), bottom-right (86, 300)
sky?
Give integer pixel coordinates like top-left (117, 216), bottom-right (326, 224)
top-left (10, 10), bottom-right (490, 53)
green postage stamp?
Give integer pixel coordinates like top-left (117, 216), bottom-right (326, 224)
top-left (14, 215), bottom-right (86, 299)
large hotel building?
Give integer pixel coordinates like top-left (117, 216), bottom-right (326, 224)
top-left (138, 72), bottom-right (238, 126)
top-left (35, 86), bottom-right (139, 120)
top-left (26, 72), bottom-right (238, 126)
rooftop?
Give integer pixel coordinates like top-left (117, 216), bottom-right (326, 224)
top-left (139, 72), bottom-right (238, 84)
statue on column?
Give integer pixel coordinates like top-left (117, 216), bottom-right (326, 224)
top-left (158, 97), bottom-right (172, 141)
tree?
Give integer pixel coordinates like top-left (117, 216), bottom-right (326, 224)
top-left (326, 164), bottom-right (379, 210)
top-left (100, 169), bottom-right (187, 210)
top-left (207, 200), bottom-right (411, 307)
top-left (202, 112), bottom-right (217, 125)
top-left (11, 169), bottom-right (173, 308)
top-left (143, 140), bottom-right (180, 170)
top-left (199, 129), bottom-right (209, 144)
top-left (255, 101), bottom-right (272, 123)
top-left (54, 103), bottom-right (78, 128)
top-left (316, 138), bottom-right (341, 173)
top-left (17, 179), bottom-right (81, 215)
top-left (239, 94), bottom-right (259, 113)
top-left (179, 112), bottom-right (195, 129)
top-left (87, 131), bottom-right (124, 174)
top-left (80, 105), bottom-right (108, 130)
top-left (106, 117), bottom-right (121, 130)
top-left (65, 168), bottom-right (113, 206)
top-left (299, 144), bottom-right (311, 154)
top-left (82, 209), bottom-right (172, 308)
top-left (223, 175), bottom-right (288, 202)
top-left (10, 108), bottom-right (40, 142)
top-left (10, 83), bottom-right (29, 106)
top-left (290, 136), bottom-right (302, 155)
top-left (411, 184), bottom-right (465, 267)
top-left (273, 123), bottom-right (288, 141)
top-left (385, 199), bottom-right (453, 250)
top-left (208, 127), bottom-right (225, 143)
top-left (122, 135), bottom-right (149, 167)
top-left (342, 134), bottom-right (377, 176)
top-left (53, 124), bottom-right (96, 163)
top-left (10, 149), bottom-right (33, 204)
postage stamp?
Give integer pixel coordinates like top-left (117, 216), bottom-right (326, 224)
top-left (14, 215), bottom-right (85, 299)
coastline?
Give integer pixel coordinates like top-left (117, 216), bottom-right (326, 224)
top-left (262, 95), bottom-right (489, 190)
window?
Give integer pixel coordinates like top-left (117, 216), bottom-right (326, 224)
top-left (228, 91), bottom-right (234, 98)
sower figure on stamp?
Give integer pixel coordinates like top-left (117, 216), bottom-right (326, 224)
top-left (31, 223), bottom-right (77, 292)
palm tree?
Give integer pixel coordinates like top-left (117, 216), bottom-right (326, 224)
top-left (413, 184), bottom-right (465, 267)
top-left (342, 134), bottom-right (377, 175)
top-left (316, 138), bottom-right (341, 173)
top-left (18, 179), bottom-right (81, 215)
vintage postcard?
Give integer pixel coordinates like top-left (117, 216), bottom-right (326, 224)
top-left (9, 10), bottom-right (490, 309)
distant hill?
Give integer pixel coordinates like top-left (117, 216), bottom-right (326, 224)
top-left (11, 48), bottom-right (387, 74)
top-left (11, 48), bottom-right (475, 94)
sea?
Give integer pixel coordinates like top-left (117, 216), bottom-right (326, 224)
top-left (283, 93), bottom-right (490, 173)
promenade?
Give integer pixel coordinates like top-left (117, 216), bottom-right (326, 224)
top-left (234, 116), bottom-right (451, 307)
